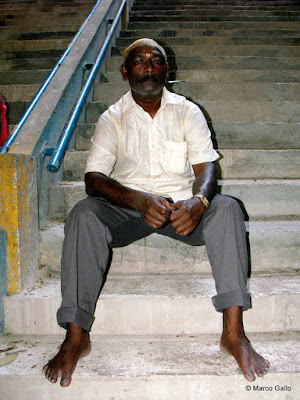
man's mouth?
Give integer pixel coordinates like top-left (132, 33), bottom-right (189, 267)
top-left (139, 74), bottom-right (159, 84)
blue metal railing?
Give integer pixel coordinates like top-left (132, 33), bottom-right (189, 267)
top-left (47, 0), bottom-right (127, 172)
top-left (0, 0), bottom-right (104, 155)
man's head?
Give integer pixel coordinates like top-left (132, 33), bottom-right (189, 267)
top-left (120, 38), bottom-right (168, 100)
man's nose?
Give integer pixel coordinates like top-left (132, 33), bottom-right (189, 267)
top-left (144, 58), bottom-right (154, 72)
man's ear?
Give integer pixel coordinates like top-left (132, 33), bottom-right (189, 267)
top-left (120, 64), bottom-right (128, 81)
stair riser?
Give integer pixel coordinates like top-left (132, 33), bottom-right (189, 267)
top-left (132, 0), bottom-right (299, 5)
top-left (0, 373), bottom-right (298, 400)
top-left (127, 22), bottom-right (300, 30)
top-left (40, 226), bottom-right (300, 274)
top-left (0, 70), bottom-right (51, 85)
top-left (130, 10), bottom-right (300, 18)
top-left (132, 4), bottom-right (300, 11)
top-left (114, 44), bottom-right (300, 57)
top-left (104, 69), bottom-right (300, 83)
top-left (116, 37), bottom-right (300, 46)
top-left (0, 39), bottom-right (70, 51)
top-left (129, 16), bottom-right (300, 23)
top-left (0, 49), bottom-right (64, 60)
top-left (0, 58), bottom-right (58, 72)
top-left (120, 29), bottom-right (300, 38)
top-left (93, 82), bottom-right (300, 102)
top-left (106, 56), bottom-right (300, 72)
top-left (0, 84), bottom-right (40, 101)
top-left (85, 101), bottom-right (299, 123)
top-left (4, 293), bottom-right (299, 335)
top-left (75, 122), bottom-right (300, 150)
top-left (63, 150), bottom-right (300, 181)
top-left (48, 181), bottom-right (300, 221)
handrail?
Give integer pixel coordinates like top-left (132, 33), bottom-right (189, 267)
top-left (47, 0), bottom-right (127, 173)
top-left (0, 0), bottom-right (104, 155)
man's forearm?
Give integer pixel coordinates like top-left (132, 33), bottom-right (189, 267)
top-left (85, 171), bottom-right (144, 210)
top-left (192, 162), bottom-right (217, 202)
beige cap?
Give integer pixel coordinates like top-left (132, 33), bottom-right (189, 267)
top-left (123, 38), bottom-right (167, 62)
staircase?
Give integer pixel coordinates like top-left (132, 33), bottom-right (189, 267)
top-left (1, 0), bottom-right (299, 398)
top-left (0, 0), bottom-right (96, 133)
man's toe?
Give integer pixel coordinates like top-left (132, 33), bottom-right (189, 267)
top-left (60, 376), bottom-right (72, 387)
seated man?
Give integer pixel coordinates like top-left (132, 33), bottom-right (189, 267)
top-left (43, 38), bottom-right (270, 386)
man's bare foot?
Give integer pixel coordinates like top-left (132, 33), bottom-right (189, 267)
top-left (220, 307), bottom-right (270, 381)
top-left (42, 322), bottom-right (91, 387)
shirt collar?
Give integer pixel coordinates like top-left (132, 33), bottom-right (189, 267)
top-left (122, 87), bottom-right (184, 114)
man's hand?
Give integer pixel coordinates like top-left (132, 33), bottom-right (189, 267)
top-left (138, 194), bottom-right (175, 229)
top-left (169, 197), bottom-right (206, 236)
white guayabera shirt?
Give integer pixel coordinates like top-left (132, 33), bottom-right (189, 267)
top-left (85, 87), bottom-right (219, 202)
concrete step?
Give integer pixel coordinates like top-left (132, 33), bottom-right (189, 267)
top-left (128, 15), bottom-right (300, 23)
top-left (0, 38), bottom-right (70, 51)
top-left (48, 179), bottom-right (300, 221)
top-left (106, 54), bottom-right (300, 72)
top-left (132, 0), bottom-right (299, 6)
top-left (63, 149), bottom-right (300, 182)
top-left (0, 84), bottom-right (39, 101)
top-left (0, 69), bottom-right (51, 85)
top-left (0, 332), bottom-right (298, 400)
top-left (0, 49), bottom-right (63, 61)
top-left (85, 100), bottom-right (299, 123)
top-left (120, 28), bottom-right (300, 39)
top-left (75, 121), bottom-right (300, 150)
top-left (3, 274), bottom-right (300, 335)
top-left (93, 82), bottom-right (300, 102)
top-left (127, 21), bottom-right (300, 30)
top-left (103, 69), bottom-right (300, 83)
top-left (0, 5), bottom-right (95, 17)
top-left (132, 4), bottom-right (300, 11)
top-left (40, 220), bottom-right (300, 275)
top-left (112, 43), bottom-right (300, 57)
top-left (2, 100), bottom-right (29, 125)
top-left (129, 10), bottom-right (300, 18)
top-left (2, 30), bottom-right (76, 41)
top-left (0, 57), bottom-right (58, 72)
top-left (113, 43), bottom-right (300, 57)
top-left (116, 36), bottom-right (300, 46)
top-left (0, 22), bottom-right (84, 35)
top-left (0, 16), bottom-right (90, 28)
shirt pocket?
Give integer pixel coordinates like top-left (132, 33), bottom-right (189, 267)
top-left (162, 141), bottom-right (188, 175)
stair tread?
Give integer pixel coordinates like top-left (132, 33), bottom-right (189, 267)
top-left (41, 219), bottom-right (300, 233)
top-left (0, 332), bottom-right (298, 380)
top-left (7, 274), bottom-right (300, 300)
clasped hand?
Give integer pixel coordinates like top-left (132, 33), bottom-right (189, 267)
top-left (139, 195), bottom-right (206, 236)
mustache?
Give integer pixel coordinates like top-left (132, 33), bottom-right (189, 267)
top-left (138, 74), bottom-right (160, 84)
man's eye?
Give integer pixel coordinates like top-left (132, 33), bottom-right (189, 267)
top-left (153, 59), bottom-right (162, 64)
top-left (134, 60), bottom-right (143, 64)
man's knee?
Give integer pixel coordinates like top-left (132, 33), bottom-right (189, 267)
top-left (210, 194), bottom-right (244, 218)
top-left (68, 197), bottom-right (98, 219)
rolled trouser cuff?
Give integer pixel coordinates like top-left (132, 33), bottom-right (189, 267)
top-left (212, 289), bottom-right (251, 313)
top-left (57, 306), bottom-right (95, 332)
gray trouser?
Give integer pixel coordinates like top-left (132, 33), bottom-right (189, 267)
top-left (57, 194), bottom-right (251, 332)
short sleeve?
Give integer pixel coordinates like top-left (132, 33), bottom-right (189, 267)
top-left (85, 110), bottom-right (118, 175)
top-left (183, 101), bottom-right (219, 165)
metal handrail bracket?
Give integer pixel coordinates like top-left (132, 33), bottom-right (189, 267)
top-left (48, 0), bottom-right (127, 173)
